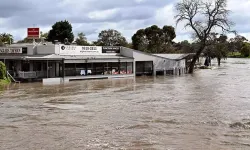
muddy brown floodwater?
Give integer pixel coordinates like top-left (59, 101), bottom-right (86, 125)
top-left (0, 58), bottom-right (250, 150)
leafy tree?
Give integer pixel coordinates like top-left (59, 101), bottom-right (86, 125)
top-left (75, 32), bottom-right (90, 46)
top-left (126, 43), bottom-right (133, 49)
top-left (0, 39), bottom-right (3, 46)
top-left (214, 34), bottom-right (228, 66)
top-left (144, 25), bottom-right (163, 53)
top-left (40, 32), bottom-right (48, 40)
top-left (175, 0), bottom-right (235, 73)
top-left (0, 33), bottom-right (14, 45)
top-left (96, 29), bottom-right (127, 46)
top-left (162, 25), bottom-right (176, 44)
top-left (47, 20), bottom-right (74, 43)
top-left (205, 34), bottom-right (228, 66)
top-left (228, 35), bottom-right (247, 54)
top-left (132, 25), bottom-right (176, 53)
top-left (132, 29), bottom-right (148, 51)
top-left (234, 35), bottom-right (247, 51)
top-left (240, 43), bottom-right (250, 57)
top-left (0, 61), bottom-right (7, 80)
top-left (174, 40), bottom-right (194, 53)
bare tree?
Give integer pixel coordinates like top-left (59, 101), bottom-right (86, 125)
top-left (175, 0), bottom-right (235, 73)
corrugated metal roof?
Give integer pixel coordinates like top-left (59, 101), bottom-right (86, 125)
top-left (9, 43), bottom-right (54, 47)
top-left (0, 54), bottom-right (133, 60)
top-left (9, 43), bottom-right (34, 47)
top-left (153, 54), bottom-right (190, 60)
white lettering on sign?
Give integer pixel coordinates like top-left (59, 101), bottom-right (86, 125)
top-left (59, 45), bottom-right (102, 55)
top-left (0, 47), bottom-right (22, 54)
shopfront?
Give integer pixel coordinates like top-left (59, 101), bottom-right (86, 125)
top-left (64, 62), bottom-right (133, 76)
top-left (58, 45), bottom-right (134, 77)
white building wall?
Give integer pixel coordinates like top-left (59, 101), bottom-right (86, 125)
top-left (27, 45), bottom-right (35, 55)
top-left (120, 47), bottom-right (134, 58)
top-left (55, 44), bottom-right (60, 54)
top-left (36, 45), bottom-right (56, 54)
top-left (121, 47), bottom-right (186, 74)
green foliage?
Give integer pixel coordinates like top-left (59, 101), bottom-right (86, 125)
top-left (131, 29), bottom-right (148, 51)
top-left (47, 20), bottom-right (74, 43)
top-left (0, 33), bottom-right (14, 45)
top-left (17, 37), bottom-right (32, 43)
top-left (0, 79), bottom-right (10, 86)
top-left (228, 52), bottom-right (241, 57)
top-left (0, 61), bottom-right (10, 85)
top-left (162, 25), bottom-right (176, 43)
top-left (40, 32), bottom-right (48, 39)
top-left (231, 35), bottom-right (248, 51)
top-left (204, 34), bottom-right (229, 66)
top-left (96, 29), bottom-right (127, 46)
top-left (75, 32), bottom-right (90, 46)
top-left (174, 40), bottom-right (196, 53)
top-left (240, 43), bottom-right (250, 57)
top-left (132, 25), bottom-right (176, 53)
top-left (0, 61), bottom-right (7, 79)
top-left (0, 38), bottom-right (3, 46)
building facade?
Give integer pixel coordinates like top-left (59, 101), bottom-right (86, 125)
top-left (0, 43), bottom-right (187, 83)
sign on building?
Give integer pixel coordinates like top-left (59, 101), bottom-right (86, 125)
top-left (59, 45), bottom-right (102, 55)
top-left (27, 28), bottom-right (40, 39)
top-left (0, 47), bottom-right (22, 54)
top-left (102, 46), bottom-right (121, 53)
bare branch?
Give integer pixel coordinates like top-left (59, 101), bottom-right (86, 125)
top-left (175, 0), bottom-right (235, 73)
top-left (175, 0), bottom-right (202, 39)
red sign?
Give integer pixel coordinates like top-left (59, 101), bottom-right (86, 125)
top-left (27, 28), bottom-right (40, 39)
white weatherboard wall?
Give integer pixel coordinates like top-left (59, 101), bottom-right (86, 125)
top-left (121, 47), bottom-right (184, 71)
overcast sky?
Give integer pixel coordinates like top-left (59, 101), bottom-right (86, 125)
top-left (0, 0), bottom-right (249, 42)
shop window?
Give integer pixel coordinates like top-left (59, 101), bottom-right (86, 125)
top-left (22, 47), bottom-right (28, 54)
top-left (65, 63), bottom-right (76, 76)
top-left (120, 62), bottom-right (127, 74)
top-left (94, 63), bottom-right (104, 75)
top-left (127, 62), bottom-right (133, 74)
top-left (145, 62), bottom-right (153, 73)
top-left (104, 62), bottom-right (112, 75)
top-left (87, 63), bottom-right (93, 75)
top-left (111, 62), bottom-right (119, 74)
top-left (34, 62), bottom-right (42, 71)
top-left (76, 63), bottom-right (86, 76)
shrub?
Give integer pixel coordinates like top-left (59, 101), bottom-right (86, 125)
top-left (240, 43), bottom-right (250, 57)
top-left (0, 61), bottom-right (7, 79)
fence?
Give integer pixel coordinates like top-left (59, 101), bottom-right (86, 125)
top-left (18, 71), bottom-right (37, 79)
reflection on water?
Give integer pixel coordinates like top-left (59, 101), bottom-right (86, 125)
top-left (1, 58), bottom-right (250, 150)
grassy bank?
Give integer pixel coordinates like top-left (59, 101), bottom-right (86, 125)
top-left (228, 52), bottom-right (250, 58)
top-left (0, 79), bottom-right (10, 86)
top-left (0, 61), bottom-right (11, 87)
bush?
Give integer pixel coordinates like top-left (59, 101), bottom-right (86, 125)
top-left (240, 43), bottom-right (250, 57)
top-left (0, 61), bottom-right (7, 79)
top-left (0, 61), bottom-right (10, 83)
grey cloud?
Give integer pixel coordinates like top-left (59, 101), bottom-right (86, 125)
top-left (65, 0), bottom-right (172, 12)
top-left (1, 0), bottom-right (248, 42)
top-left (0, 0), bottom-right (29, 18)
top-left (73, 23), bottom-right (100, 36)
top-left (1, 1), bottom-right (158, 29)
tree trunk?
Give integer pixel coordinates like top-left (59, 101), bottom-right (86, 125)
top-left (217, 58), bottom-right (221, 66)
top-left (188, 46), bottom-right (205, 73)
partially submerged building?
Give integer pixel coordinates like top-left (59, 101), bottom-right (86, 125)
top-left (0, 43), bottom-right (190, 84)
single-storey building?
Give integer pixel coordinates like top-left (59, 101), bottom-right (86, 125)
top-left (0, 43), bottom-right (190, 83)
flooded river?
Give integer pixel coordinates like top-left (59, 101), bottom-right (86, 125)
top-left (0, 58), bottom-right (250, 150)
